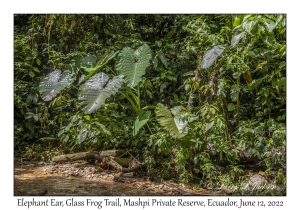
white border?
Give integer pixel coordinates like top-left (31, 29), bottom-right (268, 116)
top-left (2, 0), bottom-right (297, 209)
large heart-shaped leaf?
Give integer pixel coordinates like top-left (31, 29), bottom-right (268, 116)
top-left (201, 45), bottom-right (226, 69)
top-left (39, 70), bottom-right (75, 101)
top-left (116, 44), bottom-right (152, 88)
top-left (171, 106), bottom-right (188, 132)
top-left (79, 72), bottom-right (124, 114)
top-left (155, 103), bottom-right (188, 139)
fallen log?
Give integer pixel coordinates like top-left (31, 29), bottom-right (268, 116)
top-left (52, 150), bottom-right (125, 163)
top-left (52, 151), bottom-right (100, 163)
top-left (51, 150), bottom-right (143, 174)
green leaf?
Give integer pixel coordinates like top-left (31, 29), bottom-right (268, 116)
top-left (81, 51), bottom-right (118, 84)
top-left (63, 135), bottom-right (69, 143)
top-left (279, 61), bottom-right (286, 69)
top-left (36, 58), bottom-right (41, 66)
top-left (272, 77), bottom-right (286, 88)
top-left (25, 112), bottom-right (34, 120)
top-left (104, 28), bottom-right (110, 35)
top-left (275, 15), bottom-right (283, 26)
top-left (227, 103), bottom-right (235, 112)
top-left (80, 55), bottom-right (97, 72)
top-left (133, 110), bottom-right (151, 136)
top-left (77, 129), bottom-right (87, 144)
top-left (203, 121), bottom-right (214, 133)
top-left (26, 92), bottom-right (38, 104)
top-left (69, 57), bottom-right (82, 74)
top-left (248, 51), bottom-right (256, 58)
top-left (233, 17), bottom-right (241, 27)
top-left (84, 115), bottom-right (91, 121)
top-left (157, 51), bottom-right (168, 68)
top-left (171, 106), bottom-right (190, 133)
top-left (263, 18), bottom-right (276, 32)
top-left (231, 31), bottom-right (246, 46)
top-left (33, 115), bottom-right (39, 121)
top-left (155, 41), bottom-right (162, 47)
top-left (33, 67), bottom-right (40, 73)
top-left (249, 78), bottom-right (263, 90)
top-left (230, 84), bottom-right (240, 102)
top-left (155, 103), bottom-right (181, 138)
top-left (79, 72), bottom-right (124, 114)
top-left (146, 90), bottom-right (153, 99)
top-left (116, 44), bottom-right (152, 88)
top-left (166, 27), bottom-right (176, 39)
top-left (39, 70), bottom-right (75, 101)
top-left (232, 72), bottom-right (241, 79)
top-left (201, 45), bottom-right (226, 69)
top-left (155, 103), bottom-right (187, 139)
top-left (243, 19), bottom-right (258, 33)
top-left (29, 72), bottom-right (35, 77)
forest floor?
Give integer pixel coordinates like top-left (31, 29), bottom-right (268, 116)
top-left (14, 159), bottom-right (214, 196)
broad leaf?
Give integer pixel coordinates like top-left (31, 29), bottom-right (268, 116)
top-left (275, 15), bottom-right (283, 26)
top-left (263, 18), bottom-right (276, 32)
top-left (116, 44), bottom-right (152, 88)
top-left (231, 31), bottom-right (246, 46)
top-left (201, 45), bottom-right (226, 69)
top-left (26, 92), bottom-right (39, 104)
top-left (203, 121), bottom-right (215, 133)
top-left (227, 103), bottom-right (235, 112)
top-left (232, 17), bottom-right (241, 27)
top-left (68, 57), bottom-right (82, 74)
top-left (79, 72), bottom-right (124, 114)
top-left (155, 103), bottom-right (186, 139)
top-left (39, 70), bottom-right (75, 101)
top-left (243, 20), bottom-right (255, 33)
top-left (80, 55), bottom-right (97, 72)
top-left (230, 84), bottom-right (240, 102)
top-left (171, 106), bottom-right (189, 132)
top-left (81, 51), bottom-right (118, 84)
top-left (77, 128), bottom-right (87, 144)
top-left (133, 110), bottom-right (151, 136)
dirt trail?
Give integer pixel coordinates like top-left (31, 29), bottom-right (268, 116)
top-left (14, 161), bottom-right (211, 196)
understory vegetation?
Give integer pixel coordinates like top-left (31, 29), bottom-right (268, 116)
top-left (14, 14), bottom-right (286, 195)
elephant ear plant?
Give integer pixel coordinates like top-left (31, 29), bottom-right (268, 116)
top-left (116, 44), bottom-right (152, 88)
top-left (39, 70), bottom-right (75, 102)
top-left (116, 44), bottom-right (153, 136)
top-left (155, 103), bottom-right (197, 139)
top-left (154, 45), bottom-right (226, 139)
top-left (78, 73), bottom-right (124, 114)
top-left (39, 44), bottom-right (153, 139)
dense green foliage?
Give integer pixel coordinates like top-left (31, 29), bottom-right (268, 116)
top-left (14, 14), bottom-right (286, 191)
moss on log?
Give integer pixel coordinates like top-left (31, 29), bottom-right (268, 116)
top-left (52, 150), bottom-right (125, 163)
